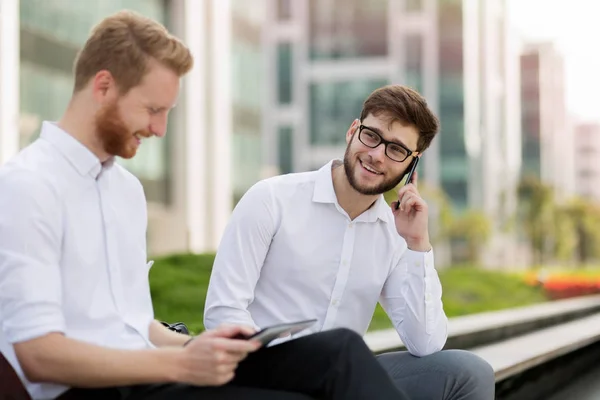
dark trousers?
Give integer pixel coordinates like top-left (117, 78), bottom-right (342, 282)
top-left (58, 328), bottom-right (409, 400)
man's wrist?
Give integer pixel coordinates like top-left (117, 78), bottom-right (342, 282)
top-left (407, 240), bottom-right (432, 252)
top-left (159, 347), bottom-right (188, 384)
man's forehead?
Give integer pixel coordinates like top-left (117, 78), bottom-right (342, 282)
top-left (363, 115), bottom-right (413, 132)
top-left (362, 115), bottom-right (419, 146)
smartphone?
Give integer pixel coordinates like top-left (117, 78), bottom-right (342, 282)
top-left (235, 319), bottom-right (317, 346)
top-left (395, 156), bottom-right (419, 210)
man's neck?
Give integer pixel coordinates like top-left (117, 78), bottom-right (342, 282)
top-left (331, 161), bottom-right (379, 220)
top-left (58, 101), bottom-right (110, 162)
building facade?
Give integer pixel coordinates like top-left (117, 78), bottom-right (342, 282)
top-left (263, 0), bottom-right (522, 266)
top-left (263, 0), bottom-right (438, 180)
top-left (575, 123), bottom-right (600, 201)
top-left (0, 0), bottom-right (266, 255)
top-left (263, 0), bottom-right (520, 212)
top-left (520, 42), bottom-right (575, 200)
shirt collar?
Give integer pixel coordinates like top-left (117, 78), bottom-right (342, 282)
top-left (312, 159), bottom-right (391, 223)
top-left (39, 121), bottom-right (114, 179)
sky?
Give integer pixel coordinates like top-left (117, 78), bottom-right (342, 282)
top-left (508, 0), bottom-right (599, 123)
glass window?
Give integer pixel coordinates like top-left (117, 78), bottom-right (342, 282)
top-left (278, 126), bottom-right (294, 174)
top-left (20, 0), bottom-right (165, 47)
top-left (439, 74), bottom-right (465, 158)
top-left (231, 9), bottom-right (265, 199)
top-left (405, 34), bottom-right (423, 93)
top-left (19, 0), bottom-right (170, 203)
top-left (233, 41), bottom-right (264, 111)
top-left (440, 157), bottom-right (468, 181)
top-left (278, 43), bottom-right (293, 104)
top-left (406, 0), bottom-right (423, 12)
top-left (442, 180), bottom-right (467, 210)
top-left (309, 0), bottom-right (388, 60)
top-left (19, 62), bottom-right (72, 148)
top-left (277, 0), bottom-right (292, 20)
top-left (232, 0), bottom-right (266, 25)
top-left (310, 79), bottom-right (388, 146)
top-left (439, 110), bottom-right (465, 155)
top-left (438, 0), bottom-right (463, 75)
top-left (232, 130), bottom-right (262, 199)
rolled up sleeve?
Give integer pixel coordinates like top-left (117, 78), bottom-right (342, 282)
top-left (0, 170), bottom-right (65, 343)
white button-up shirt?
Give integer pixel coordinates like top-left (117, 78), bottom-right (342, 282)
top-left (0, 122), bottom-right (154, 399)
top-left (204, 160), bottom-right (448, 356)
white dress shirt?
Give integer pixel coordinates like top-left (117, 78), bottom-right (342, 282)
top-left (0, 122), bottom-right (155, 399)
top-left (204, 160), bottom-right (448, 356)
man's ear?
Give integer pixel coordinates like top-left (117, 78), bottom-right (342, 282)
top-left (345, 119), bottom-right (360, 144)
top-left (91, 70), bottom-right (118, 104)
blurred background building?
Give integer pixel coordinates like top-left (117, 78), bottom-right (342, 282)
top-left (0, 0), bottom-right (596, 265)
top-left (262, 0), bottom-right (522, 266)
top-left (575, 123), bottom-right (600, 202)
top-left (520, 42), bottom-right (575, 201)
top-left (0, 0), bottom-right (267, 255)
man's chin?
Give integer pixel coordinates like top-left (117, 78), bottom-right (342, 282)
top-left (113, 147), bottom-right (137, 159)
top-left (351, 178), bottom-right (385, 196)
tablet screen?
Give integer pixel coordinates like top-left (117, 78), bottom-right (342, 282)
top-left (248, 319), bottom-right (318, 345)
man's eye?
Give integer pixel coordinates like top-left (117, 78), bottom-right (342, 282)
top-left (148, 108), bottom-right (160, 115)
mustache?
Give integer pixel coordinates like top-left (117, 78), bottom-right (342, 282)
top-left (135, 130), bottom-right (153, 138)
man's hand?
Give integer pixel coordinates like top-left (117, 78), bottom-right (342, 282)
top-left (177, 324), bottom-right (261, 386)
top-left (391, 171), bottom-right (431, 252)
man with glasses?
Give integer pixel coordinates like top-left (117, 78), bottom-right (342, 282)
top-left (204, 85), bottom-right (495, 399)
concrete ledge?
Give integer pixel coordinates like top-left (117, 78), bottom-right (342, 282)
top-left (471, 312), bottom-right (600, 382)
top-left (364, 295), bottom-right (600, 354)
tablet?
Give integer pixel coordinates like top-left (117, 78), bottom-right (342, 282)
top-left (242, 319), bottom-right (317, 346)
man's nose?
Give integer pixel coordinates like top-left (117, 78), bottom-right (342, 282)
top-left (368, 143), bottom-right (387, 162)
top-left (150, 114), bottom-right (168, 137)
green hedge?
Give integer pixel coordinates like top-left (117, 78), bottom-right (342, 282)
top-left (150, 254), bottom-right (548, 334)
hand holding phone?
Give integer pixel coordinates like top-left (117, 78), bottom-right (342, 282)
top-left (395, 156), bottom-right (419, 210)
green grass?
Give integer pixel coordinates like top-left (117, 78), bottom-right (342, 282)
top-left (149, 254), bottom-right (549, 334)
top-left (149, 253), bottom-right (215, 334)
top-left (367, 266), bottom-right (548, 330)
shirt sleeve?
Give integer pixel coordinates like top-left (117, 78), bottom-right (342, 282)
top-left (203, 180), bottom-right (278, 330)
top-left (0, 170), bottom-right (65, 343)
top-left (379, 247), bottom-right (448, 357)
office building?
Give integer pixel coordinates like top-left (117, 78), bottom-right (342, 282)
top-left (264, 0), bottom-right (520, 213)
top-left (574, 123), bottom-right (600, 201)
top-left (520, 42), bottom-right (575, 200)
top-left (0, 0), bottom-right (266, 255)
top-left (263, 0), bottom-right (522, 265)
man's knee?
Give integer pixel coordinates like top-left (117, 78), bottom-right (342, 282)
top-left (435, 349), bottom-right (495, 386)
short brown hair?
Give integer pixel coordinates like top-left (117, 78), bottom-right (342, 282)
top-left (360, 85), bottom-right (440, 152)
top-left (73, 10), bottom-right (193, 94)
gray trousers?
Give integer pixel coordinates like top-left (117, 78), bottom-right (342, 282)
top-left (377, 349), bottom-right (495, 400)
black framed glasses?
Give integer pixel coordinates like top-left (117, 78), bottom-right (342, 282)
top-left (358, 125), bottom-right (416, 163)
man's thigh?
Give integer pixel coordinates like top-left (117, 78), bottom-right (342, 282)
top-left (129, 383), bottom-right (315, 400)
top-left (376, 349), bottom-right (495, 400)
top-left (60, 384), bottom-right (315, 400)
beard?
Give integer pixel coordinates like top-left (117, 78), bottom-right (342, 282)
top-left (343, 134), bottom-right (407, 195)
top-left (94, 100), bottom-right (151, 159)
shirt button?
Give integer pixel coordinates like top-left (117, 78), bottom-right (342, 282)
top-left (332, 299), bottom-right (339, 306)
top-left (342, 260), bottom-right (348, 266)
top-left (348, 223), bottom-right (353, 228)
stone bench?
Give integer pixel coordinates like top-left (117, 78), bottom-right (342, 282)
top-left (364, 295), bottom-right (600, 354)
